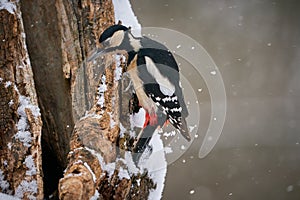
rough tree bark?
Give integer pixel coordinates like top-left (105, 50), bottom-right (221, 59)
top-left (20, 0), bottom-right (115, 196)
top-left (20, 0), bottom-right (76, 196)
top-left (1, 0), bottom-right (158, 199)
top-left (0, 1), bottom-right (43, 199)
top-left (56, 1), bottom-right (157, 199)
top-left (59, 53), bottom-right (156, 199)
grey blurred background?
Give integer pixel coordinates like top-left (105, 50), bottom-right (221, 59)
top-left (131, 0), bottom-right (300, 199)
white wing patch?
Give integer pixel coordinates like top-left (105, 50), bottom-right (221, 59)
top-left (145, 56), bottom-right (175, 96)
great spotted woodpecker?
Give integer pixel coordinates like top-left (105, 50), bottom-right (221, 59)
top-left (93, 24), bottom-right (191, 164)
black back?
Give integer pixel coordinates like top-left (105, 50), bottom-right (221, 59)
top-left (135, 37), bottom-right (189, 118)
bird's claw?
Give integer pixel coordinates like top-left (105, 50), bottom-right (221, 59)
top-left (141, 96), bottom-right (158, 126)
top-left (149, 112), bottom-right (158, 126)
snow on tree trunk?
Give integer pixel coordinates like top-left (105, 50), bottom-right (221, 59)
top-left (58, 55), bottom-right (122, 199)
top-left (1, 0), bottom-right (162, 198)
top-left (0, 1), bottom-right (43, 199)
top-left (59, 52), bottom-right (157, 200)
top-left (57, 0), bottom-right (159, 198)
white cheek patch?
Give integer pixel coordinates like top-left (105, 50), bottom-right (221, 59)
top-left (110, 30), bottom-right (125, 47)
top-left (145, 56), bottom-right (175, 96)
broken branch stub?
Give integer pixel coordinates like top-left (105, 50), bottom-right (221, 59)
top-left (59, 54), bottom-right (124, 199)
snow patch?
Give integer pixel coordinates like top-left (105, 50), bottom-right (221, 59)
top-left (0, 169), bottom-right (11, 194)
top-left (136, 178), bottom-right (141, 186)
top-left (118, 166), bottom-right (130, 179)
top-left (77, 133), bottom-right (166, 200)
top-left (0, 193), bottom-right (20, 200)
top-left (8, 99), bottom-right (14, 107)
top-left (84, 147), bottom-right (138, 181)
top-left (7, 142), bottom-right (12, 150)
top-left (14, 94), bottom-right (41, 147)
top-left (114, 55), bottom-right (125, 81)
top-left (15, 180), bottom-right (37, 200)
top-left (5, 81), bottom-right (12, 88)
top-left (164, 147), bottom-right (173, 154)
top-left (129, 130), bottom-right (136, 138)
top-left (90, 190), bottom-right (100, 200)
top-left (65, 172), bottom-right (83, 179)
top-left (85, 147), bottom-right (115, 178)
top-left (83, 162), bottom-right (96, 183)
top-left (119, 122), bottom-right (126, 137)
top-left (112, 0), bottom-right (141, 37)
top-left (130, 107), bottom-right (146, 129)
top-left (124, 151), bottom-right (139, 175)
top-left (24, 155), bottom-right (37, 176)
top-left (14, 131), bottom-right (32, 147)
top-left (18, 95), bottom-right (41, 119)
top-left (84, 133), bottom-right (166, 200)
top-left (0, 0), bottom-right (16, 14)
top-left (80, 113), bottom-right (103, 121)
top-left (141, 132), bottom-right (167, 200)
top-left (96, 75), bottom-right (107, 108)
top-left (108, 112), bottom-right (116, 129)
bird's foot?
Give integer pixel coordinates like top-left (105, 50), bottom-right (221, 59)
top-left (149, 112), bottom-right (157, 126)
top-left (146, 99), bottom-right (157, 126)
top-left (140, 96), bottom-right (158, 126)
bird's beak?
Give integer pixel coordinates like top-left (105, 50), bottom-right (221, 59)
top-left (87, 48), bottom-right (106, 62)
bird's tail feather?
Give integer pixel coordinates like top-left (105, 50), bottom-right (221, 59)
top-left (180, 118), bottom-right (191, 141)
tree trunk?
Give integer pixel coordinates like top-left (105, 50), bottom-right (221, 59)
top-left (1, 0), bottom-right (159, 199)
top-left (0, 1), bottom-right (43, 199)
top-left (20, 0), bottom-right (115, 196)
top-left (58, 53), bottom-right (157, 200)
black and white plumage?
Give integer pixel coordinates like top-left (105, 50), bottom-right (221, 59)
top-left (134, 39), bottom-right (190, 135)
top-left (96, 24), bottom-right (191, 164)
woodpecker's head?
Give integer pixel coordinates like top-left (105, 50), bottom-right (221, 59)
top-left (99, 24), bottom-right (129, 50)
top-left (96, 22), bottom-right (142, 59)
